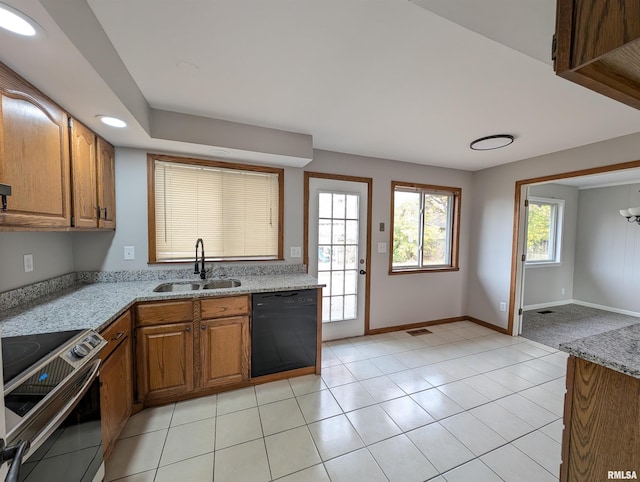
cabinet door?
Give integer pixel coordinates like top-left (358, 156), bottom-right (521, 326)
top-left (137, 322), bottom-right (194, 402)
top-left (0, 64), bottom-right (70, 228)
top-left (97, 137), bottom-right (116, 229)
top-left (100, 335), bottom-right (132, 460)
top-left (70, 119), bottom-right (97, 228)
top-left (200, 316), bottom-right (249, 389)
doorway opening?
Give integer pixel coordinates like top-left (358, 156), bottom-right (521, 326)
top-left (509, 160), bottom-right (640, 342)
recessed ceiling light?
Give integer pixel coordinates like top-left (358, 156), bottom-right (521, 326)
top-left (97, 115), bottom-right (127, 128)
top-left (470, 134), bottom-right (515, 151)
top-left (0, 3), bottom-right (39, 36)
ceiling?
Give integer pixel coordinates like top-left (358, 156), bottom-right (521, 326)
top-left (2, 0), bottom-right (640, 171)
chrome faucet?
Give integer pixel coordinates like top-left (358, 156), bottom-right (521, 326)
top-left (194, 238), bottom-right (206, 280)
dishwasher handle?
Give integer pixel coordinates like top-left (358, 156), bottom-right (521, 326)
top-left (0, 439), bottom-right (30, 482)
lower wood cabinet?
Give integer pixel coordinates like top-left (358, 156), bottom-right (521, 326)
top-left (136, 321), bottom-right (194, 402)
top-left (100, 310), bottom-right (133, 459)
top-left (135, 295), bottom-right (250, 405)
top-left (200, 316), bottom-right (249, 389)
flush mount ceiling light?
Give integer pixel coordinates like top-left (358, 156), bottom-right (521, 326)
top-left (97, 115), bottom-right (127, 128)
top-left (470, 134), bottom-right (515, 151)
top-left (0, 2), bottom-right (39, 36)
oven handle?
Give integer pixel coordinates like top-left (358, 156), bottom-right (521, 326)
top-left (28, 359), bottom-right (101, 454)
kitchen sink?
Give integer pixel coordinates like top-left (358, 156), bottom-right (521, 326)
top-left (201, 279), bottom-right (241, 289)
top-left (153, 279), bottom-right (241, 292)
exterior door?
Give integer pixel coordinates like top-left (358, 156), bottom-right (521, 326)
top-left (308, 177), bottom-right (368, 341)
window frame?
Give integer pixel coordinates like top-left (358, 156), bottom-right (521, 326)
top-left (525, 196), bottom-right (564, 266)
top-left (389, 181), bottom-right (461, 275)
top-left (147, 153), bottom-right (284, 264)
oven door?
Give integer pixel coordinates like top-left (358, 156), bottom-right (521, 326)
top-left (3, 360), bottom-right (103, 482)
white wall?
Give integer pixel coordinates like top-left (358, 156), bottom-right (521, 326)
top-left (523, 183), bottom-right (578, 307)
top-left (307, 150), bottom-right (473, 330)
top-left (0, 232), bottom-right (74, 292)
top-left (72, 148), bottom-right (305, 271)
top-left (467, 131), bottom-right (640, 329)
top-left (573, 183), bottom-right (640, 313)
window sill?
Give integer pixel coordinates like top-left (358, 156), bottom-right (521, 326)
top-left (525, 261), bottom-right (562, 268)
top-left (389, 267), bottom-right (460, 275)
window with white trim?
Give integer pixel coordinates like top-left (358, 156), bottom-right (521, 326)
top-left (390, 181), bottom-right (461, 273)
top-left (148, 154), bottom-right (283, 263)
top-left (526, 197), bottom-right (564, 265)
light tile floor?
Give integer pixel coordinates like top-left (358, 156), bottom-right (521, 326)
top-left (105, 320), bottom-right (566, 481)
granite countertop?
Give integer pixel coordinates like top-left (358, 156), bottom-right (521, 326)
top-left (0, 274), bottom-right (322, 337)
top-left (559, 323), bottom-right (640, 379)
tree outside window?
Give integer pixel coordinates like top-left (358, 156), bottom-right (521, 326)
top-left (526, 197), bottom-right (564, 264)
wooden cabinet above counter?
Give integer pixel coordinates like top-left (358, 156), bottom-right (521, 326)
top-left (554, 0), bottom-right (640, 110)
top-left (0, 62), bottom-right (116, 231)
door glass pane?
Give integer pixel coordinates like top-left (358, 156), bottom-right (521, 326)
top-left (318, 191), bottom-right (360, 322)
top-left (345, 246), bottom-right (358, 270)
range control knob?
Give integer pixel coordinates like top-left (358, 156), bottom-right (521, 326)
top-left (71, 344), bottom-right (90, 358)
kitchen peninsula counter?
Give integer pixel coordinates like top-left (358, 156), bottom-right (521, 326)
top-left (558, 324), bottom-right (640, 481)
top-left (0, 272), bottom-right (322, 337)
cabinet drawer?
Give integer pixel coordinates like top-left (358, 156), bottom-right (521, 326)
top-left (100, 310), bottom-right (132, 360)
top-left (201, 296), bottom-right (249, 319)
top-left (136, 300), bottom-right (192, 326)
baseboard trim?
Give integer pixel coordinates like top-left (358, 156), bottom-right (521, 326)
top-left (367, 315), bottom-right (510, 336)
top-left (572, 300), bottom-right (640, 319)
top-left (523, 299), bottom-right (574, 312)
top-left (367, 316), bottom-right (467, 335)
top-left (466, 316), bottom-right (510, 335)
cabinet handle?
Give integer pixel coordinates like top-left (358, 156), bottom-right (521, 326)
top-left (96, 206), bottom-right (101, 219)
top-left (102, 207), bottom-right (108, 219)
top-left (201, 325), bottom-right (205, 331)
top-left (185, 326), bottom-right (191, 332)
top-left (111, 332), bottom-right (125, 341)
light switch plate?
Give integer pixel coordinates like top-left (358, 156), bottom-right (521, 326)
top-left (124, 246), bottom-right (135, 260)
top-left (377, 242), bottom-right (387, 253)
top-left (290, 247), bottom-right (302, 258)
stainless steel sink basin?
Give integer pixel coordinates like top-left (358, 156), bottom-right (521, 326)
top-left (153, 279), bottom-right (241, 292)
top-left (201, 279), bottom-right (241, 289)
top-left (153, 282), bottom-right (201, 292)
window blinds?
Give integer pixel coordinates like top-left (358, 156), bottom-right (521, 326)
top-left (154, 160), bottom-right (279, 261)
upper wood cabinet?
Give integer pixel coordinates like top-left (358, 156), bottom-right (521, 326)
top-left (70, 120), bottom-right (116, 229)
top-left (0, 63), bottom-right (71, 228)
top-left (97, 137), bottom-right (116, 229)
top-left (554, 0), bottom-right (640, 109)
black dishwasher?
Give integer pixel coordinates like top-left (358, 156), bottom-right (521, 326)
top-left (251, 289), bottom-right (317, 378)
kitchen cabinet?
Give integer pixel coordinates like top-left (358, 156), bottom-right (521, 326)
top-left (97, 136), bottom-right (116, 229)
top-left (100, 310), bottom-right (133, 460)
top-left (135, 296), bottom-right (249, 404)
top-left (560, 355), bottom-right (640, 481)
top-left (70, 119), bottom-right (116, 229)
top-left (554, 0), bottom-right (640, 110)
top-left (136, 321), bottom-right (194, 402)
top-left (200, 296), bottom-right (250, 388)
top-left (0, 62), bottom-right (71, 229)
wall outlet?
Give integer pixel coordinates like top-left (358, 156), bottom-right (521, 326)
top-left (23, 254), bottom-right (33, 273)
top-left (290, 246), bottom-right (302, 258)
top-left (561, 288), bottom-right (565, 295)
top-left (499, 301), bottom-right (507, 312)
top-left (124, 246), bottom-right (135, 260)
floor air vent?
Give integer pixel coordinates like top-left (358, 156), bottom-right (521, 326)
top-left (407, 328), bottom-right (433, 336)
top-left (537, 310), bottom-right (555, 314)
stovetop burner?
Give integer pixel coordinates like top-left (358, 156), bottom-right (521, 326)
top-left (1, 330), bottom-right (83, 384)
